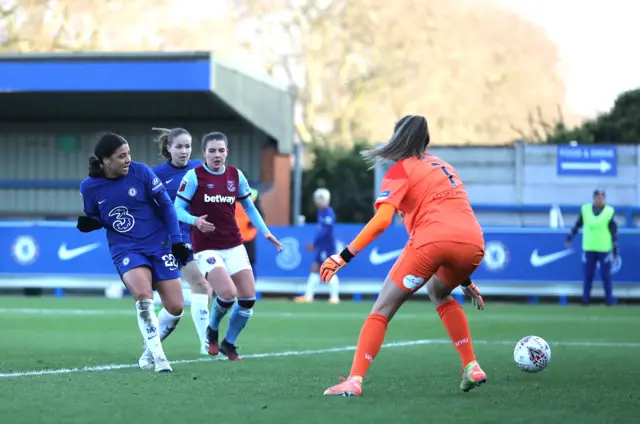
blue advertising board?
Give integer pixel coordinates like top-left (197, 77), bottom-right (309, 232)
top-left (556, 145), bottom-right (617, 176)
top-left (1, 222), bottom-right (639, 285)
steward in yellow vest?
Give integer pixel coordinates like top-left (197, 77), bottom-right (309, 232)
top-left (566, 190), bottom-right (618, 306)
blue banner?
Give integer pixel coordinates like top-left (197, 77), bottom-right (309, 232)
top-left (557, 145), bottom-right (618, 177)
top-left (1, 222), bottom-right (639, 285)
top-left (0, 60), bottom-right (210, 91)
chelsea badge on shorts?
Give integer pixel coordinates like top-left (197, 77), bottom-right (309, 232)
top-left (482, 241), bottom-right (509, 271)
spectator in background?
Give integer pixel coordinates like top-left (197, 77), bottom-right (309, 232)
top-left (235, 188), bottom-right (260, 279)
top-left (566, 189), bottom-right (618, 306)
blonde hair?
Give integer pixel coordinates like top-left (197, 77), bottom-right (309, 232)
top-left (360, 115), bottom-right (430, 169)
top-left (152, 127), bottom-right (190, 160)
top-left (313, 188), bottom-right (331, 203)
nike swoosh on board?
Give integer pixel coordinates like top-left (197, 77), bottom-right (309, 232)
top-left (529, 249), bottom-right (573, 267)
top-left (58, 243), bottom-right (101, 260)
top-left (369, 247), bottom-right (404, 265)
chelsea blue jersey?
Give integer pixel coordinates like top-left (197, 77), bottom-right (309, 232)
top-left (152, 159), bottom-right (202, 243)
top-left (80, 162), bottom-right (179, 259)
top-left (314, 207), bottom-right (336, 248)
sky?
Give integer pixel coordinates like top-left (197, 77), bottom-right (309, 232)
top-left (492, 0), bottom-right (640, 118)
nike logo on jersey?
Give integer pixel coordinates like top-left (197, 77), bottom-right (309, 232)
top-left (529, 249), bottom-right (574, 267)
top-left (165, 179), bottom-right (173, 184)
top-left (369, 247), bottom-right (403, 265)
top-left (98, 200), bottom-right (106, 204)
top-left (58, 243), bottom-right (101, 260)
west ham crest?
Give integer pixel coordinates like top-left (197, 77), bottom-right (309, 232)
top-left (227, 181), bottom-right (236, 192)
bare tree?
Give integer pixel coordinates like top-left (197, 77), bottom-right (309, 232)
top-left (232, 0), bottom-right (569, 145)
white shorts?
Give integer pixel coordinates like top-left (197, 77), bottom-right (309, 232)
top-left (195, 244), bottom-right (252, 277)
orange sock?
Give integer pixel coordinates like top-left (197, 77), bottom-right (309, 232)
top-left (437, 299), bottom-right (476, 367)
top-left (349, 313), bottom-right (388, 378)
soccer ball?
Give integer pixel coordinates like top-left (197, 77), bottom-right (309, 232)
top-left (513, 335), bottom-right (551, 373)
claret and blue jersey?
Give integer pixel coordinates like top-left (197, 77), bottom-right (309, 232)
top-left (174, 163), bottom-right (269, 252)
top-left (79, 161), bottom-right (183, 282)
top-left (152, 159), bottom-right (202, 244)
top-left (313, 207), bottom-right (337, 263)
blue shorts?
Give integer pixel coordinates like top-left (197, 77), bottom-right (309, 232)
top-left (314, 246), bottom-right (337, 264)
top-left (114, 251), bottom-right (181, 283)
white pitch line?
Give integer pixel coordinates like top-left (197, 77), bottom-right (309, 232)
top-left (1, 338), bottom-right (640, 379)
top-left (0, 339), bottom-right (429, 379)
top-left (0, 307), bottom-right (634, 322)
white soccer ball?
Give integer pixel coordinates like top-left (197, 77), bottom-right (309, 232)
top-left (513, 335), bottom-right (551, 373)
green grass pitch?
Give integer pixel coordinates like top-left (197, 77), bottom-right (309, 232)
top-left (0, 297), bottom-right (638, 424)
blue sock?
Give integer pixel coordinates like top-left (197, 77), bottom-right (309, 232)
top-left (209, 296), bottom-right (235, 331)
top-left (225, 297), bottom-right (255, 345)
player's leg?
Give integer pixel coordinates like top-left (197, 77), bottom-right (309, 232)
top-left (223, 245), bottom-right (257, 361)
top-left (295, 254), bottom-right (323, 303)
top-left (117, 255), bottom-right (171, 373)
top-left (154, 278), bottom-right (184, 341)
top-left (181, 258), bottom-right (213, 354)
top-left (324, 244), bottom-right (432, 396)
top-left (147, 252), bottom-right (186, 372)
top-left (195, 250), bottom-right (237, 356)
top-left (583, 251), bottom-right (598, 305)
top-left (598, 252), bottom-right (614, 306)
top-left (428, 242), bottom-right (486, 392)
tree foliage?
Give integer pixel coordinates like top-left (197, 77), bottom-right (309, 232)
top-left (517, 88), bottom-right (640, 144)
top-left (300, 142), bottom-right (374, 223)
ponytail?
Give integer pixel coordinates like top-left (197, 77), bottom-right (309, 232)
top-left (88, 156), bottom-right (104, 177)
top-left (152, 127), bottom-right (172, 160)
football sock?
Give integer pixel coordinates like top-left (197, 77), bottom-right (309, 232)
top-left (437, 299), bottom-right (476, 367)
top-left (190, 293), bottom-right (210, 349)
top-left (157, 308), bottom-right (182, 341)
top-left (225, 298), bottom-right (255, 344)
top-left (209, 296), bottom-right (235, 331)
top-left (304, 273), bottom-right (320, 299)
top-left (329, 275), bottom-right (340, 301)
top-left (181, 288), bottom-right (192, 307)
top-left (135, 299), bottom-right (165, 359)
top-left (152, 291), bottom-right (162, 307)
top-left (349, 313), bottom-right (388, 378)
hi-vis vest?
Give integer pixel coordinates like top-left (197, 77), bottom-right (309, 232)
top-left (235, 189), bottom-right (259, 242)
top-left (581, 203), bottom-right (614, 252)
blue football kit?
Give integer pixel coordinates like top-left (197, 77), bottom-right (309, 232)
top-left (80, 162), bottom-right (183, 282)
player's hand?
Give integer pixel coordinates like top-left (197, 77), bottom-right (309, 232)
top-left (320, 254), bottom-right (346, 283)
top-left (76, 216), bottom-right (102, 233)
top-left (462, 282), bottom-right (485, 310)
top-left (265, 232), bottom-right (283, 251)
top-left (171, 242), bottom-right (191, 266)
top-left (195, 215), bottom-right (215, 233)
top-left (305, 242), bottom-right (314, 252)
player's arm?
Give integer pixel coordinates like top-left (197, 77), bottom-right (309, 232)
top-left (174, 169), bottom-right (199, 226)
top-left (237, 170), bottom-right (270, 236)
top-left (609, 213), bottom-right (619, 256)
top-left (77, 183), bottom-right (103, 233)
top-left (142, 164), bottom-right (182, 244)
top-left (566, 211), bottom-right (584, 244)
top-left (342, 203), bottom-right (396, 260)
